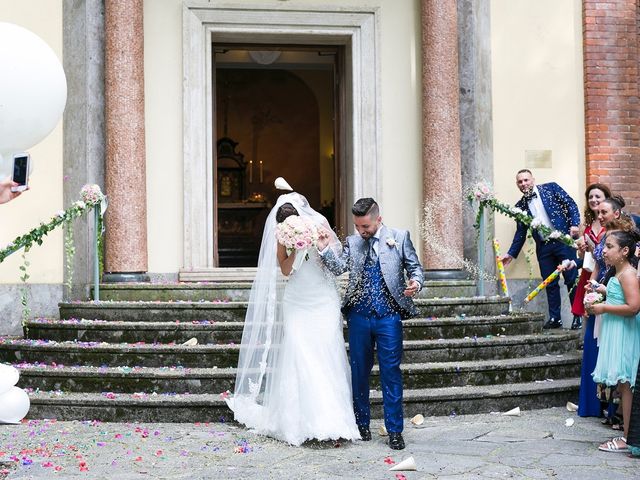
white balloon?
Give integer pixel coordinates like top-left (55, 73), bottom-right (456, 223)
top-left (0, 386), bottom-right (30, 424)
top-left (0, 153), bottom-right (10, 179)
top-left (0, 22), bottom-right (67, 155)
top-left (0, 363), bottom-right (20, 394)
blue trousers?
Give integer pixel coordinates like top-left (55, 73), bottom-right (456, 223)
top-left (347, 310), bottom-right (404, 433)
top-left (536, 239), bottom-right (578, 320)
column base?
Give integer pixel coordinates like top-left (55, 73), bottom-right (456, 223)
top-left (424, 269), bottom-right (469, 280)
top-left (103, 272), bottom-right (150, 283)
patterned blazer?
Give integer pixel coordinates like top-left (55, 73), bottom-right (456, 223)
top-left (322, 225), bottom-right (424, 319)
top-left (507, 182), bottom-right (580, 259)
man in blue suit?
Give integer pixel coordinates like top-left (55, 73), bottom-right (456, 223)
top-left (319, 198), bottom-right (423, 450)
top-left (501, 169), bottom-right (580, 329)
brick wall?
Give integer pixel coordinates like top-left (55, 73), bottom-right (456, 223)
top-left (583, 0), bottom-right (640, 212)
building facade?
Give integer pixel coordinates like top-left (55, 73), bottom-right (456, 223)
top-left (0, 0), bottom-right (636, 334)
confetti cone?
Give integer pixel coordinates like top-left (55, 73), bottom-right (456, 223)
top-left (389, 456), bottom-right (417, 471)
top-left (274, 177), bottom-right (293, 191)
top-left (502, 407), bottom-right (521, 417)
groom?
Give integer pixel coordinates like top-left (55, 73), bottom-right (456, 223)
top-left (319, 198), bottom-right (424, 450)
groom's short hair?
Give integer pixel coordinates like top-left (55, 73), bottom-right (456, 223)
top-left (352, 198), bottom-right (379, 218)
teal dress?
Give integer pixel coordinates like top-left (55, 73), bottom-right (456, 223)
top-left (591, 277), bottom-right (640, 387)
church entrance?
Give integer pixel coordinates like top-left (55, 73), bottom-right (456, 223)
top-left (213, 46), bottom-right (342, 267)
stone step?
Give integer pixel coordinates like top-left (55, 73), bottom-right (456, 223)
top-left (402, 331), bottom-right (579, 363)
top-left (24, 313), bottom-right (544, 343)
top-left (58, 296), bottom-right (510, 322)
top-left (0, 331), bottom-right (578, 368)
top-left (93, 279), bottom-right (477, 302)
top-left (13, 353), bottom-right (581, 394)
top-left (23, 378), bottom-right (580, 422)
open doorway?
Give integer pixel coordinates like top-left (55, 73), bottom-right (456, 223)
top-left (213, 46), bottom-right (341, 267)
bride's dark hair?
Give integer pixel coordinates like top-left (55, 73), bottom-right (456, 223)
top-left (276, 202), bottom-right (299, 223)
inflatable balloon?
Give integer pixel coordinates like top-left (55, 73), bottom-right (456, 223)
top-left (0, 386), bottom-right (30, 424)
top-left (0, 363), bottom-right (19, 394)
top-left (0, 22), bottom-right (67, 176)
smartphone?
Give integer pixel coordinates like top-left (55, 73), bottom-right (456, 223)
top-left (589, 279), bottom-right (601, 289)
top-left (11, 153), bottom-right (30, 192)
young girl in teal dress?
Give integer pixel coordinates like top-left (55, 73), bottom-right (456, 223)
top-left (587, 230), bottom-right (640, 453)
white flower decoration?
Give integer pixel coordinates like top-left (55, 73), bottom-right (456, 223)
top-left (386, 238), bottom-right (396, 247)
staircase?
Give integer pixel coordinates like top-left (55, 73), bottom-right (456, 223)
top-left (0, 278), bottom-right (582, 422)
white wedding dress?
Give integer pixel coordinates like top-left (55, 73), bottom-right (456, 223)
top-left (229, 192), bottom-right (359, 446)
top-left (261, 249), bottom-right (359, 445)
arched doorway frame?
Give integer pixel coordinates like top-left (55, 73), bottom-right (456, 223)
top-left (181, 1), bottom-right (381, 278)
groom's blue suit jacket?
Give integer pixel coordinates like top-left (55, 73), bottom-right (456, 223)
top-left (322, 225), bottom-right (424, 319)
top-left (507, 182), bottom-right (581, 259)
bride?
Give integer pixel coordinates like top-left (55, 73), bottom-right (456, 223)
top-left (227, 188), bottom-right (359, 446)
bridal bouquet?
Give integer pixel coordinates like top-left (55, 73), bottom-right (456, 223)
top-left (275, 216), bottom-right (319, 271)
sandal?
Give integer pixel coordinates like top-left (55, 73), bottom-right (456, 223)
top-left (599, 436), bottom-right (628, 453)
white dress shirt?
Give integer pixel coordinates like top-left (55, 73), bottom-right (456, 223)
top-left (527, 186), bottom-right (553, 229)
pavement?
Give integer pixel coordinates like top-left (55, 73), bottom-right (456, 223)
top-left (0, 407), bottom-right (638, 479)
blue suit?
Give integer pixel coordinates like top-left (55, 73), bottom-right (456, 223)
top-left (507, 183), bottom-right (580, 321)
top-left (322, 226), bottom-right (423, 433)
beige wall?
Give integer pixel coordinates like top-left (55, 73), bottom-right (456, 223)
top-left (0, 0), bottom-right (587, 280)
top-left (0, 1), bottom-right (63, 283)
top-left (491, 0), bottom-right (585, 279)
top-left (143, 0), bottom-right (423, 273)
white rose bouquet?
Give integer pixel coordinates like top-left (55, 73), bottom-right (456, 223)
top-left (275, 216), bottom-right (319, 271)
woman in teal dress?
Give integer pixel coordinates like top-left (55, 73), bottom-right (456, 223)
top-left (587, 230), bottom-right (640, 453)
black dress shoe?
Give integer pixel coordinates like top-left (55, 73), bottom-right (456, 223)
top-left (570, 316), bottom-right (582, 330)
top-left (543, 318), bottom-right (562, 329)
top-left (358, 425), bottom-right (371, 441)
top-left (388, 432), bottom-right (405, 450)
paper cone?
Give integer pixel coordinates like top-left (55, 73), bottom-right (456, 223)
top-left (274, 177), bottom-right (293, 191)
top-left (378, 425), bottom-right (388, 436)
top-left (566, 401), bottom-right (578, 412)
top-left (182, 337), bottom-right (198, 347)
top-left (502, 407), bottom-right (521, 417)
top-left (389, 456), bottom-right (417, 471)
top-left (410, 414), bottom-right (424, 426)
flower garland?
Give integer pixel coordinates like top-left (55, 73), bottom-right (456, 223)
top-left (0, 184), bottom-right (106, 263)
top-left (19, 249), bottom-right (30, 325)
top-left (466, 182), bottom-right (576, 249)
top-left (1, 185), bottom-right (106, 316)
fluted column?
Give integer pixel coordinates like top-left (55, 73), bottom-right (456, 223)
top-left (421, 0), bottom-right (464, 275)
top-left (104, 0), bottom-right (148, 281)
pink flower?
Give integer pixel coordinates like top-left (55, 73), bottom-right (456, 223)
top-left (584, 292), bottom-right (603, 306)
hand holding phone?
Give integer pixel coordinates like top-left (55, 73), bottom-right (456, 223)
top-left (11, 153), bottom-right (30, 193)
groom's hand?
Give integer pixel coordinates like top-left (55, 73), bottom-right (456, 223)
top-left (317, 228), bottom-right (331, 251)
top-left (403, 279), bottom-right (420, 297)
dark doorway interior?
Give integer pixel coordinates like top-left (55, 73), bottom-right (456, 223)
top-left (213, 46), bottom-right (338, 267)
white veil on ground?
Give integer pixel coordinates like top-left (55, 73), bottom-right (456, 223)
top-left (229, 183), bottom-right (341, 428)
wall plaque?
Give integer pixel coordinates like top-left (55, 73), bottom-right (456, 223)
top-left (525, 150), bottom-right (552, 168)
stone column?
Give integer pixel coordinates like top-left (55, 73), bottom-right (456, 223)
top-left (421, 0), bottom-right (464, 276)
top-left (63, 0), bottom-right (105, 297)
top-left (103, 0), bottom-right (149, 281)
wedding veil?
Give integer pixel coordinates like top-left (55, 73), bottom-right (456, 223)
top-left (230, 190), bottom-right (342, 426)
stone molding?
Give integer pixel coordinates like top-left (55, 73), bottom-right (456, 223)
top-left (181, 1), bottom-right (381, 276)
